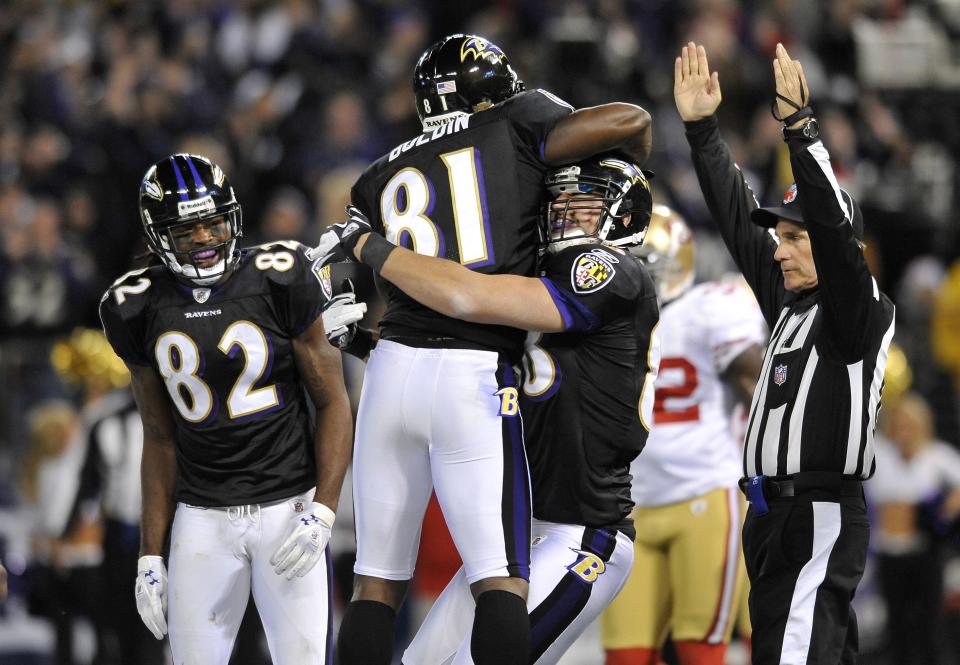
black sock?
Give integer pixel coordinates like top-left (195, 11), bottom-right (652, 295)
top-left (336, 600), bottom-right (396, 665)
top-left (470, 589), bottom-right (530, 665)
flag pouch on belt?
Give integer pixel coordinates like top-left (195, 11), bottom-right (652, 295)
top-left (747, 475), bottom-right (770, 516)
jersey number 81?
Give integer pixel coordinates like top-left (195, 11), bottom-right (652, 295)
top-left (380, 147), bottom-right (494, 268)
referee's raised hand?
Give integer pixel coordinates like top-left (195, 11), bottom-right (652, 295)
top-left (674, 41), bottom-right (722, 122)
top-left (773, 43), bottom-right (811, 122)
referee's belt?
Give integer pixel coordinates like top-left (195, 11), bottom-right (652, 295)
top-left (738, 472), bottom-right (862, 513)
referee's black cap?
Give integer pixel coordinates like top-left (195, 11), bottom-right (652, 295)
top-left (751, 183), bottom-right (864, 240)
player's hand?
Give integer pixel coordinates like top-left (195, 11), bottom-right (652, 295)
top-left (773, 43), bottom-right (810, 122)
top-left (315, 205), bottom-right (374, 260)
top-left (674, 42), bottom-right (722, 121)
top-left (135, 555), bottom-right (168, 640)
top-left (271, 502), bottom-right (334, 580)
top-left (323, 279), bottom-right (367, 348)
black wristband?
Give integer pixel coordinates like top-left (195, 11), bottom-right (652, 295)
top-left (341, 327), bottom-right (375, 360)
top-left (782, 105), bottom-right (814, 126)
top-left (359, 233), bottom-right (396, 274)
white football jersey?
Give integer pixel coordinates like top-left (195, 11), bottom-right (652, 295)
top-left (631, 281), bottom-right (766, 506)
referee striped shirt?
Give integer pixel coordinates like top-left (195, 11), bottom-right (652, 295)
top-left (686, 116), bottom-right (895, 480)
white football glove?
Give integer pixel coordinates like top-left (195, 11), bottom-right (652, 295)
top-left (322, 285), bottom-right (367, 349)
top-left (135, 555), bottom-right (168, 640)
top-left (271, 502), bottom-right (335, 580)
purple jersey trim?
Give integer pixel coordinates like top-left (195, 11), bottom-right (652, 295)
top-left (539, 277), bottom-right (601, 333)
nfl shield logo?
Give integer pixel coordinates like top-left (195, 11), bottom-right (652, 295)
top-left (192, 288), bottom-right (211, 303)
top-left (774, 364), bottom-right (788, 386)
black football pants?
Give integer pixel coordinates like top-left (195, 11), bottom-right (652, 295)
top-left (742, 492), bottom-right (869, 665)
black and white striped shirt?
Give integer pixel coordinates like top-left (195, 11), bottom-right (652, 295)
top-left (73, 389), bottom-right (144, 527)
top-left (686, 116), bottom-right (895, 480)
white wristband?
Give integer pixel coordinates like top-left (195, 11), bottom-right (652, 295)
top-left (311, 502), bottom-right (336, 527)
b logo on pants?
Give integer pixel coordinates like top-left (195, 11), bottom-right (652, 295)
top-left (496, 387), bottom-right (520, 417)
top-left (567, 549), bottom-right (605, 583)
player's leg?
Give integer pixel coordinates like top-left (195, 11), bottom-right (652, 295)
top-left (601, 505), bottom-right (672, 665)
top-left (167, 504), bottom-right (252, 665)
top-left (670, 487), bottom-right (741, 665)
top-left (525, 522), bottom-right (633, 664)
top-left (339, 341), bottom-right (435, 665)
top-left (402, 567), bottom-right (474, 665)
top-left (411, 522), bottom-right (634, 665)
top-left (251, 491), bottom-right (334, 665)
top-left (430, 350), bottom-right (531, 665)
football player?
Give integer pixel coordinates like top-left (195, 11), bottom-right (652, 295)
top-left (99, 154), bottom-right (352, 665)
top-left (601, 206), bottom-right (765, 665)
top-left (332, 34), bottom-right (654, 665)
top-left (323, 155), bottom-right (659, 664)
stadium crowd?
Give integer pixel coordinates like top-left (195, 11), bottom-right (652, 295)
top-left (0, 0), bottom-right (959, 663)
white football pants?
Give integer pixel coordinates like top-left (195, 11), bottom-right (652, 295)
top-left (352, 340), bottom-right (531, 584)
top-left (167, 489), bottom-right (332, 665)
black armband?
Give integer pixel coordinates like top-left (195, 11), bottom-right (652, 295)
top-left (359, 234), bottom-right (396, 274)
top-left (341, 327), bottom-right (376, 361)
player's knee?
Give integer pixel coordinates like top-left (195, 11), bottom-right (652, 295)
top-left (351, 574), bottom-right (408, 610)
top-left (604, 647), bottom-right (661, 665)
top-left (470, 575), bottom-right (528, 601)
top-left (471, 589), bottom-right (529, 665)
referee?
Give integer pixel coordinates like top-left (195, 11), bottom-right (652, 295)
top-left (674, 42), bottom-right (895, 664)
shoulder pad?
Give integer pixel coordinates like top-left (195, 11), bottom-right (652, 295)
top-left (101, 266), bottom-right (159, 319)
top-left (245, 240), bottom-right (313, 284)
top-left (248, 240), bottom-right (333, 305)
top-left (501, 89), bottom-right (574, 113)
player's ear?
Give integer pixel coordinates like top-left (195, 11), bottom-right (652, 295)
top-left (623, 213), bottom-right (632, 228)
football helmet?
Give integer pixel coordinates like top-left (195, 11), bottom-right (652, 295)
top-left (542, 155), bottom-right (653, 254)
top-left (632, 204), bottom-right (695, 303)
top-left (413, 34), bottom-right (525, 131)
top-left (139, 154), bottom-right (242, 286)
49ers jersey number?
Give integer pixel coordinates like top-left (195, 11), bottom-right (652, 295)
top-left (654, 357), bottom-right (700, 424)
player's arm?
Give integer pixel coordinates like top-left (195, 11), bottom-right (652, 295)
top-left (128, 363), bottom-right (178, 557)
top-left (543, 102), bottom-right (652, 166)
top-left (720, 344), bottom-right (764, 407)
top-left (292, 317), bottom-right (353, 512)
top-left (354, 233), bottom-right (564, 332)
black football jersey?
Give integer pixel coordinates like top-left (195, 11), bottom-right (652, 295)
top-left (99, 241), bottom-right (331, 506)
top-left (351, 89), bottom-right (573, 360)
top-left (520, 244), bottom-right (659, 539)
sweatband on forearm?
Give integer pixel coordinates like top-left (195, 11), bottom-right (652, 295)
top-left (359, 234), bottom-right (396, 274)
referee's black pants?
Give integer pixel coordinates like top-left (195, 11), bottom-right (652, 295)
top-left (742, 490), bottom-right (869, 665)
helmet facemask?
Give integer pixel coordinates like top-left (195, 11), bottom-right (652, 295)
top-left (145, 206), bottom-right (242, 286)
top-left (542, 161), bottom-right (652, 254)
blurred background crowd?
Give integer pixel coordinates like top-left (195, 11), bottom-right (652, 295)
top-left (0, 0), bottom-right (959, 663)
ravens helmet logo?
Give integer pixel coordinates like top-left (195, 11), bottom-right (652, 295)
top-left (460, 37), bottom-right (506, 63)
